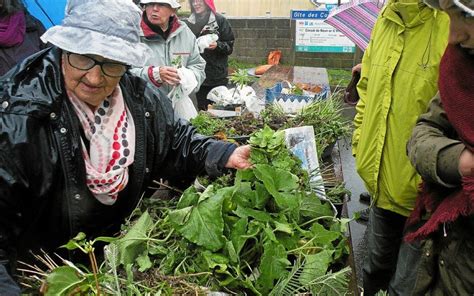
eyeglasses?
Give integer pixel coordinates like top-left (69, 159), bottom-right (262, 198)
top-left (66, 53), bottom-right (129, 78)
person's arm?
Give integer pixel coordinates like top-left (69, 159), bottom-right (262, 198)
top-left (164, 119), bottom-right (242, 177)
top-left (212, 16), bottom-right (234, 56)
top-left (407, 94), bottom-right (465, 187)
top-left (184, 30), bottom-right (206, 91)
top-left (0, 115), bottom-right (33, 294)
top-left (145, 85), bottom-right (249, 179)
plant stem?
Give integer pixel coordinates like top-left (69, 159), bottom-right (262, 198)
top-left (88, 251), bottom-right (100, 295)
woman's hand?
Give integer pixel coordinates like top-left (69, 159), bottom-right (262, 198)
top-left (158, 66), bottom-right (180, 86)
top-left (207, 41), bottom-right (217, 50)
top-left (458, 148), bottom-right (474, 177)
top-left (225, 145), bottom-right (252, 170)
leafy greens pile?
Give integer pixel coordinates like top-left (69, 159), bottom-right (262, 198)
top-left (36, 127), bottom-right (351, 295)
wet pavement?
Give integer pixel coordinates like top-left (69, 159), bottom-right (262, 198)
top-left (339, 105), bottom-right (369, 294)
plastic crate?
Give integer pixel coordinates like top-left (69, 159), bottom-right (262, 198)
top-left (265, 82), bottom-right (331, 113)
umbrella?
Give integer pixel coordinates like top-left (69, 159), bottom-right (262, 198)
top-left (324, 0), bottom-right (385, 51)
top-left (24, 0), bottom-right (67, 29)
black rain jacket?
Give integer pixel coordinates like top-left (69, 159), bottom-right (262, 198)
top-left (0, 47), bottom-right (235, 293)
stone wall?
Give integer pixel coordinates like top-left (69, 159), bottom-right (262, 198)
top-left (228, 17), bottom-right (362, 69)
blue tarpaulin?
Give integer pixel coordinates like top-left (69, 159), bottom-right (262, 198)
top-left (23, 0), bottom-right (66, 28)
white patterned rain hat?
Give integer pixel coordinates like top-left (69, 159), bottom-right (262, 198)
top-left (41, 0), bottom-right (153, 66)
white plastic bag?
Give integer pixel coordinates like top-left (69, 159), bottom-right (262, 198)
top-left (169, 68), bottom-right (198, 121)
top-left (196, 34), bottom-right (219, 53)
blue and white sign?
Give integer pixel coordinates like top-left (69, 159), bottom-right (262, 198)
top-left (291, 10), bottom-right (329, 19)
top-left (291, 9), bottom-right (355, 53)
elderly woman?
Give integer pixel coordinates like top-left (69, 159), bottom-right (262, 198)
top-left (130, 0), bottom-right (206, 99)
top-left (391, 0), bottom-right (474, 294)
top-left (0, 0), bottom-right (46, 75)
top-left (0, 0), bottom-right (250, 293)
top-left (184, 0), bottom-right (234, 111)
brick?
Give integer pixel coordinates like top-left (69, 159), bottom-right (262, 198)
top-left (228, 18), bottom-right (247, 29)
top-left (254, 38), bottom-right (267, 49)
top-left (234, 39), bottom-right (248, 48)
top-left (256, 29), bottom-right (275, 38)
top-left (267, 18), bottom-right (291, 29)
top-left (235, 29), bottom-right (256, 38)
top-left (246, 19), bottom-right (267, 28)
top-left (275, 29), bottom-right (291, 39)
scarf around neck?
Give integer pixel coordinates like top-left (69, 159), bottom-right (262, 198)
top-left (67, 87), bottom-right (136, 205)
top-left (405, 45), bottom-right (474, 242)
top-left (0, 11), bottom-right (26, 47)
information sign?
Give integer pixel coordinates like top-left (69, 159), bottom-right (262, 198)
top-left (291, 9), bottom-right (355, 53)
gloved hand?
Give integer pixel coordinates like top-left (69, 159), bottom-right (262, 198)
top-left (152, 66), bottom-right (180, 86)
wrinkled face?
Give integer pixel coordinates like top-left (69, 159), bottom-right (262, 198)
top-left (191, 0), bottom-right (208, 14)
top-left (145, 3), bottom-right (175, 28)
top-left (62, 53), bottom-right (122, 108)
top-left (440, 0), bottom-right (474, 55)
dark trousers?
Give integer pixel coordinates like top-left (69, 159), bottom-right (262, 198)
top-left (389, 240), bottom-right (423, 295)
top-left (196, 84), bottom-right (224, 111)
top-left (363, 206), bottom-right (406, 295)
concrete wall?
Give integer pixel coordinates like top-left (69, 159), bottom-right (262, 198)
top-left (179, 0), bottom-right (321, 17)
top-left (228, 17), bottom-right (361, 69)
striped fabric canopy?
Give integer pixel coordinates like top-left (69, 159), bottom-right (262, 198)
top-left (324, 0), bottom-right (384, 51)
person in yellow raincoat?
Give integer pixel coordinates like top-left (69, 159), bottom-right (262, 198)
top-left (351, 0), bottom-right (450, 294)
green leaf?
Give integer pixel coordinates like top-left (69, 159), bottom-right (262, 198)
top-left (136, 252), bottom-right (153, 272)
top-left (299, 250), bottom-right (334, 286)
top-left (176, 186), bottom-right (199, 209)
top-left (200, 250), bottom-right (229, 273)
top-left (93, 236), bottom-right (116, 244)
top-left (300, 193), bottom-right (334, 218)
top-left (171, 188), bottom-right (229, 251)
top-left (61, 232), bottom-right (86, 250)
top-left (235, 168), bottom-right (256, 182)
top-left (254, 165), bottom-right (300, 211)
top-left (73, 232), bottom-right (86, 241)
top-left (257, 241), bottom-right (291, 293)
top-left (233, 182), bottom-right (255, 208)
top-left (263, 225), bottom-right (277, 242)
top-left (168, 206), bottom-right (192, 226)
top-left (310, 223), bottom-right (341, 247)
top-left (230, 218), bottom-right (248, 255)
top-left (273, 221), bottom-right (293, 235)
top-left (254, 164), bottom-right (299, 192)
top-left (45, 266), bottom-right (84, 296)
top-left (226, 240), bottom-right (239, 264)
top-left (114, 211), bottom-right (154, 265)
top-left (254, 182), bottom-right (270, 209)
top-left (234, 205), bottom-right (272, 222)
top-left (250, 148), bottom-right (269, 165)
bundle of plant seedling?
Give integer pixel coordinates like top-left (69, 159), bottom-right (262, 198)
top-left (191, 94), bottom-right (351, 160)
top-left (22, 127), bottom-right (351, 295)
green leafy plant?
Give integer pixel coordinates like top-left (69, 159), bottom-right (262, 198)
top-left (229, 68), bottom-right (255, 89)
top-left (290, 93), bottom-right (352, 158)
top-left (26, 127), bottom-right (351, 295)
top-left (190, 111), bottom-right (227, 136)
top-left (326, 182), bottom-right (351, 204)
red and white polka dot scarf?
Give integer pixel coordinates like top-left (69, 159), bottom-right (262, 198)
top-left (67, 87), bottom-right (136, 205)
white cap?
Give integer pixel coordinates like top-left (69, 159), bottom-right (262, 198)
top-left (140, 0), bottom-right (181, 9)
